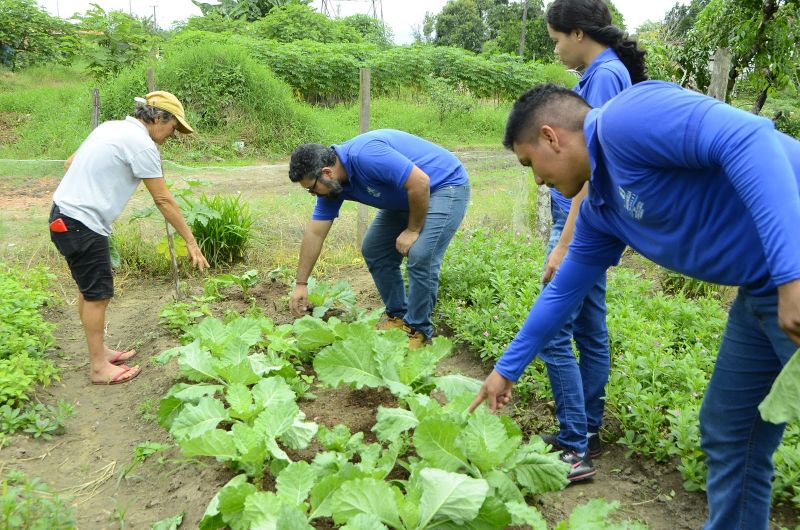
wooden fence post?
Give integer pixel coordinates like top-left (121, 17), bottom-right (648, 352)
top-left (535, 183), bottom-right (550, 243)
top-left (356, 68), bottom-right (371, 245)
top-left (91, 89), bottom-right (100, 129)
top-left (707, 48), bottom-right (732, 102)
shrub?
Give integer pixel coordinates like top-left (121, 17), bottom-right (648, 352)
top-left (0, 264), bottom-right (59, 407)
top-left (185, 193), bottom-right (254, 267)
top-left (428, 76), bottom-right (476, 122)
top-left (0, 0), bottom-right (78, 70)
top-left (101, 41), bottom-right (321, 156)
top-left (0, 471), bottom-right (76, 529)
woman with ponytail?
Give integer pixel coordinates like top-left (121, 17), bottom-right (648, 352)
top-left (533, 0), bottom-right (646, 482)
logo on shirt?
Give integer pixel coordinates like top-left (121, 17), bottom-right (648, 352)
top-left (618, 186), bottom-right (644, 220)
top-left (366, 186), bottom-right (381, 198)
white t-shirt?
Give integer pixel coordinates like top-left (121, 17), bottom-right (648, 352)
top-left (53, 116), bottom-right (162, 236)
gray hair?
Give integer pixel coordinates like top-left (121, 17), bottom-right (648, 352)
top-left (134, 104), bottom-right (174, 125)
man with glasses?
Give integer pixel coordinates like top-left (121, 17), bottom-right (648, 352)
top-left (288, 129), bottom-right (470, 348)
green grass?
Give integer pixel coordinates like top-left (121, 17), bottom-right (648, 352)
top-left (308, 96), bottom-right (511, 149)
top-left (0, 64), bottom-right (513, 164)
top-left (0, 66), bottom-right (92, 160)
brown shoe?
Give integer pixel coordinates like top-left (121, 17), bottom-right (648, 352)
top-left (401, 324), bottom-right (429, 349)
top-left (376, 315), bottom-right (406, 331)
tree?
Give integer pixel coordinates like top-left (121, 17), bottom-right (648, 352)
top-left (0, 0), bottom-right (77, 70)
top-left (681, 0), bottom-right (800, 112)
top-left (73, 5), bottom-right (158, 79)
top-left (432, 0), bottom-right (486, 53)
top-left (249, 3), bottom-right (360, 43)
top-left (483, 1), bottom-right (553, 61)
top-left (340, 14), bottom-right (393, 46)
top-left (190, 0), bottom-right (307, 21)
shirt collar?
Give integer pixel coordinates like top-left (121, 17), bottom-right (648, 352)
top-left (577, 48), bottom-right (620, 89)
top-left (125, 116), bottom-right (148, 132)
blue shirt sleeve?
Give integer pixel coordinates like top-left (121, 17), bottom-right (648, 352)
top-left (566, 203), bottom-right (627, 268)
top-left (494, 257), bottom-right (608, 382)
top-left (311, 196), bottom-right (344, 221)
top-left (696, 104), bottom-right (800, 285)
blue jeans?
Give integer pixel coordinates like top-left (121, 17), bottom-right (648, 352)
top-left (539, 201), bottom-right (610, 454)
top-left (700, 288), bottom-right (795, 530)
top-left (361, 183), bottom-right (470, 338)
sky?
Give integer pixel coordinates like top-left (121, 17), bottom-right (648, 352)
top-left (37, 0), bottom-right (688, 44)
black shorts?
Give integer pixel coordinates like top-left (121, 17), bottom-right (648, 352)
top-left (49, 204), bottom-right (114, 301)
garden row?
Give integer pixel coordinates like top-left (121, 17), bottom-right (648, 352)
top-left (145, 275), bottom-right (647, 529)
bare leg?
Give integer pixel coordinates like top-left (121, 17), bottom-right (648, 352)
top-left (78, 293), bottom-right (136, 367)
top-left (79, 295), bottom-right (139, 383)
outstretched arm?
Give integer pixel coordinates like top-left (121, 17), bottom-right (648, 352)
top-left (290, 219), bottom-right (334, 316)
top-left (143, 177), bottom-right (209, 270)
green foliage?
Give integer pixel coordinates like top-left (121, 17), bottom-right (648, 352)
top-left (191, 0), bottom-right (299, 21)
top-left (313, 325), bottom-right (454, 397)
top-left (179, 12), bottom-right (248, 33)
top-left (660, 270), bottom-right (721, 298)
top-left (759, 349), bottom-right (800, 424)
top-left (204, 270), bottom-right (260, 300)
top-left (0, 264), bottom-right (58, 406)
top-left (249, 3), bottom-right (361, 43)
top-left (680, 0), bottom-right (800, 106)
top-left (437, 229), bottom-right (800, 508)
top-left (183, 193), bottom-right (254, 267)
top-left (304, 278), bottom-right (358, 318)
top-left (72, 5), bottom-right (158, 80)
top-left (0, 400), bottom-right (74, 439)
top-left (0, 0), bottom-right (78, 70)
top-left (340, 14), bottom-right (393, 47)
top-left (101, 41), bottom-right (320, 156)
top-left (433, 0), bottom-right (486, 53)
top-left (160, 298), bottom-right (214, 335)
top-left (0, 471), bottom-right (76, 529)
top-left (428, 76), bottom-right (476, 123)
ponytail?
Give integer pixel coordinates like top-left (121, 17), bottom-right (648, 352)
top-left (547, 0), bottom-right (648, 84)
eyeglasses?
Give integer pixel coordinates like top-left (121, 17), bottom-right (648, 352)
top-left (303, 174), bottom-right (320, 194)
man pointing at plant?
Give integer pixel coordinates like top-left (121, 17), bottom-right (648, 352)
top-left (469, 82), bottom-right (800, 530)
top-left (50, 91), bottom-right (209, 385)
top-left (288, 129), bottom-right (470, 348)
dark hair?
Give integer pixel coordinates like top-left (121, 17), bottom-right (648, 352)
top-left (547, 0), bottom-right (647, 84)
top-left (503, 84), bottom-right (590, 149)
top-left (133, 104), bottom-right (174, 124)
top-left (289, 143), bottom-right (337, 182)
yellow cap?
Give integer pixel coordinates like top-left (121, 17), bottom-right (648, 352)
top-left (145, 90), bottom-right (194, 134)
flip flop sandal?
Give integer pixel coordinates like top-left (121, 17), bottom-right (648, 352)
top-left (92, 364), bottom-right (141, 385)
top-left (109, 349), bottom-right (137, 366)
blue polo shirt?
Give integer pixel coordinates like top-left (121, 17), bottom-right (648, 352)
top-left (496, 81), bottom-right (800, 382)
top-left (550, 48), bottom-right (631, 213)
top-left (311, 129), bottom-right (468, 221)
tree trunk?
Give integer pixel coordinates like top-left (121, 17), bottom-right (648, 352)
top-left (752, 85), bottom-right (770, 115)
top-left (518, 0), bottom-right (529, 57)
top-left (708, 48), bottom-right (732, 102)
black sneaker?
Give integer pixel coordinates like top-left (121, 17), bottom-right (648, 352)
top-left (540, 433), bottom-right (567, 452)
top-left (587, 433), bottom-right (602, 458)
top-left (560, 450), bottom-right (596, 482)
top-left (541, 432), bottom-right (603, 458)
